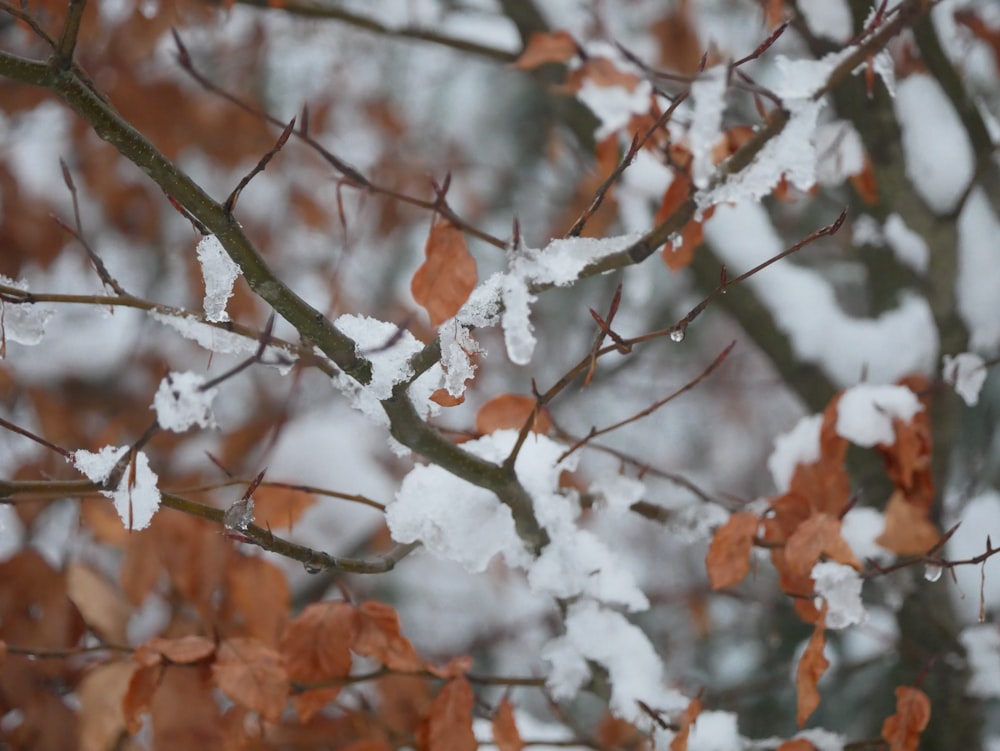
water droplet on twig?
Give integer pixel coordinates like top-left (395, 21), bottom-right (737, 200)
top-left (670, 328), bottom-right (686, 343)
top-left (924, 563), bottom-right (942, 582)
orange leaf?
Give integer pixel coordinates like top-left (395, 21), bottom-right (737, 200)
top-left (252, 485), bottom-right (317, 531)
top-left (354, 600), bottom-right (423, 673)
top-left (670, 696), bottom-right (703, 751)
top-left (492, 698), bottom-right (524, 751)
top-left (416, 677), bottom-right (477, 751)
top-left (280, 600), bottom-right (359, 722)
top-left (430, 388), bottom-right (465, 407)
top-left (796, 616), bottom-right (829, 726)
top-left (784, 513), bottom-right (861, 577)
top-left (850, 156), bottom-right (880, 205)
top-left (475, 393), bottom-right (551, 435)
top-left (411, 220), bottom-right (477, 327)
top-left (876, 490), bottom-right (940, 555)
top-left (512, 30), bottom-right (578, 70)
top-left (122, 662), bottom-right (164, 734)
top-left (881, 686), bottom-right (931, 751)
top-left (212, 637), bottom-right (289, 723)
top-left (765, 0), bottom-right (785, 28)
top-left (706, 512), bottom-right (759, 590)
top-left (140, 635), bottom-right (216, 665)
top-left (776, 740), bottom-right (816, 751)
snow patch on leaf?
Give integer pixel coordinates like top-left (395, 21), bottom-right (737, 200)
top-left (835, 384), bottom-right (922, 447)
top-left (943, 352), bottom-right (987, 406)
top-left (152, 372), bottom-right (218, 432)
top-left (768, 414), bottom-right (822, 494)
top-left (196, 234), bottom-right (242, 323)
top-left (812, 561), bottom-right (867, 629)
top-left (71, 446), bottom-right (161, 530)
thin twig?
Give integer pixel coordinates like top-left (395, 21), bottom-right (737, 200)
top-left (57, 158), bottom-right (128, 295)
top-left (170, 30), bottom-right (507, 250)
top-left (224, 118), bottom-right (295, 215)
top-left (558, 341), bottom-right (735, 462)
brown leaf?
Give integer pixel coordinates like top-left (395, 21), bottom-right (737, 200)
top-left (706, 512), bottom-right (759, 590)
top-left (430, 388), bottom-right (465, 407)
top-left (512, 30), bottom-right (578, 70)
top-left (123, 662), bottom-right (164, 734)
top-left (139, 635), bottom-right (216, 665)
top-left (876, 490), bottom-right (940, 555)
top-left (670, 696), bottom-right (703, 751)
top-left (881, 686), bottom-right (931, 751)
top-left (416, 677), bottom-right (476, 751)
top-left (492, 698), bottom-right (523, 751)
top-left (151, 665), bottom-right (225, 751)
top-left (212, 637), bottom-right (289, 723)
top-left (280, 601), bottom-right (359, 722)
top-left (252, 485), bottom-right (317, 531)
top-left (796, 615), bottom-right (829, 726)
top-left (222, 552), bottom-right (291, 647)
top-left (651, 8), bottom-right (703, 75)
top-left (354, 600), bottom-right (423, 673)
top-left (765, 0), bottom-right (785, 28)
top-left (776, 740), bottom-right (816, 751)
top-left (850, 156), bottom-right (880, 205)
top-left (475, 393), bottom-right (551, 435)
top-left (66, 562), bottom-right (132, 645)
top-left (78, 661), bottom-right (136, 751)
top-left (784, 513), bottom-right (861, 577)
top-left (411, 220), bottom-right (477, 326)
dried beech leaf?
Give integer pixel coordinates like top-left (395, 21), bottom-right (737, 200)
top-left (784, 513), bottom-right (860, 576)
top-left (706, 512), bottom-right (759, 590)
top-left (66, 563), bottom-right (132, 645)
top-left (142, 635), bottom-right (216, 664)
top-left (280, 600), bottom-right (359, 722)
top-left (223, 552), bottom-right (291, 647)
top-left (876, 490), bottom-right (940, 555)
top-left (775, 740), bottom-right (816, 751)
top-left (881, 686), bottom-right (931, 751)
top-left (475, 393), bottom-right (551, 435)
top-left (252, 485), bottom-right (317, 531)
top-left (78, 661), bottom-right (136, 750)
top-left (416, 677), bottom-right (476, 751)
top-left (411, 220), bottom-right (477, 327)
top-left (123, 662), bottom-right (164, 734)
top-left (430, 388), bottom-right (465, 407)
top-left (212, 637), bottom-right (289, 723)
top-left (354, 600), bottom-right (423, 673)
top-left (850, 156), bottom-right (880, 205)
top-left (796, 616), bottom-right (828, 727)
top-left (492, 698), bottom-right (524, 751)
top-left (670, 696), bottom-right (703, 751)
top-left (512, 30), bottom-right (578, 70)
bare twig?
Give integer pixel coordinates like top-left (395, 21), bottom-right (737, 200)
top-left (170, 30), bottom-right (507, 250)
top-left (558, 341), bottom-right (735, 462)
top-left (224, 118), bottom-right (295, 215)
top-left (57, 158), bottom-right (128, 296)
top-left (222, 0), bottom-right (517, 64)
